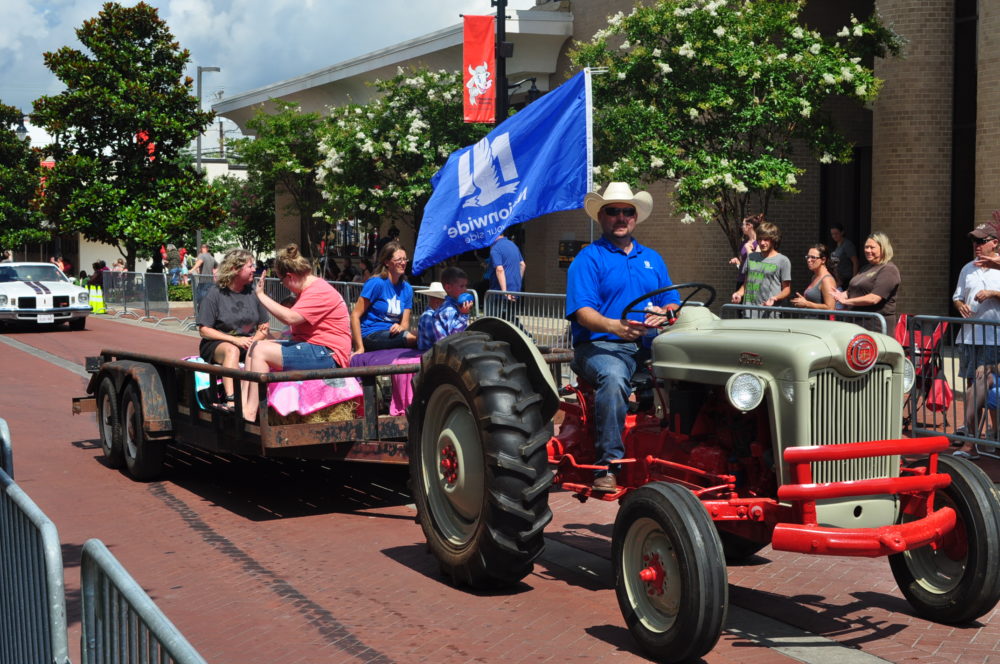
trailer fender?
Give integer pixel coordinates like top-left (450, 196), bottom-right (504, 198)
top-left (467, 316), bottom-right (560, 421)
top-left (96, 360), bottom-right (173, 437)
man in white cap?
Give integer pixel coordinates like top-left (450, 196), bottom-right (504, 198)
top-left (416, 266), bottom-right (474, 351)
top-left (566, 182), bottom-right (680, 492)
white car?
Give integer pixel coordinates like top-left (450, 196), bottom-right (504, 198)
top-left (0, 262), bottom-right (91, 330)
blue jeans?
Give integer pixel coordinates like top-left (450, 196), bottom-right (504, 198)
top-left (168, 267), bottom-right (182, 286)
top-left (362, 329), bottom-right (411, 351)
top-left (573, 340), bottom-right (649, 473)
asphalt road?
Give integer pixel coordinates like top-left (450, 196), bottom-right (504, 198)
top-left (1, 315), bottom-right (995, 663)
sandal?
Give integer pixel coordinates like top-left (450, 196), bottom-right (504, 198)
top-left (211, 394), bottom-right (235, 413)
top-left (953, 449), bottom-right (981, 460)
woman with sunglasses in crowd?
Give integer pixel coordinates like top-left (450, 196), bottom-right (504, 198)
top-left (350, 241), bottom-right (416, 354)
top-left (791, 244), bottom-right (838, 311)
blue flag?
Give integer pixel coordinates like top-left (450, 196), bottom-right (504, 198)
top-left (413, 69), bottom-right (592, 274)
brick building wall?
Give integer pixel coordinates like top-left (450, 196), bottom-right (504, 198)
top-left (871, 0), bottom-right (954, 316)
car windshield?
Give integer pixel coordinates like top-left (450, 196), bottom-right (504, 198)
top-left (0, 265), bottom-right (69, 283)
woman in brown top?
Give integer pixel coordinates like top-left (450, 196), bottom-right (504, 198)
top-left (832, 232), bottom-right (900, 332)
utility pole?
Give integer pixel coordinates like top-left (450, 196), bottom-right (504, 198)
top-left (492, 0), bottom-right (512, 123)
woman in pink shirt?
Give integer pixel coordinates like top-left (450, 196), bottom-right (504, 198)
top-left (241, 243), bottom-right (351, 422)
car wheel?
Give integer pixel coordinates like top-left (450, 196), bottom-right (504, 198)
top-left (614, 481), bottom-right (728, 663)
top-left (121, 382), bottom-right (165, 481)
top-left (409, 331), bottom-right (553, 589)
top-left (96, 376), bottom-right (124, 468)
top-left (889, 454), bottom-right (1000, 624)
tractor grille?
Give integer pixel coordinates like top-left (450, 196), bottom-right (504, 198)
top-left (18, 297), bottom-right (36, 309)
top-left (808, 365), bottom-right (896, 483)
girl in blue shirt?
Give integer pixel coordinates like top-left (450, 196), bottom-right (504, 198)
top-left (350, 242), bottom-right (416, 353)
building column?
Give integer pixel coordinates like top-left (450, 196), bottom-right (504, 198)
top-left (976, 2), bottom-right (1000, 224)
top-left (871, 0), bottom-right (953, 316)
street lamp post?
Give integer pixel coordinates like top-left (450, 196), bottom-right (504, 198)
top-left (195, 66), bottom-right (220, 174)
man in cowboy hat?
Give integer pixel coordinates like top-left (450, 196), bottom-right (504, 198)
top-left (566, 182), bottom-right (681, 492)
top-left (416, 267), bottom-right (474, 351)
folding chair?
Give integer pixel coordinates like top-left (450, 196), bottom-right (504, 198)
top-left (895, 314), bottom-right (950, 429)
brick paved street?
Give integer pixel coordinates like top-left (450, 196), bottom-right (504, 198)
top-left (1, 314), bottom-right (999, 663)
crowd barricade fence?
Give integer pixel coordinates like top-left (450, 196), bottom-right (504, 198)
top-left (0, 417), bottom-right (11, 478)
top-left (101, 271), bottom-right (128, 318)
top-left (482, 290), bottom-right (571, 351)
top-left (720, 304), bottom-right (887, 335)
top-left (262, 277), bottom-right (293, 334)
top-left (906, 314), bottom-right (1000, 458)
top-left (188, 273), bottom-right (215, 329)
top-left (81, 539), bottom-right (208, 664)
top-left (0, 448), bottom-right (70, 664)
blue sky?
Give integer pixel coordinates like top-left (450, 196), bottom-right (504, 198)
top-left (1, 0), bottom-right (538, 142)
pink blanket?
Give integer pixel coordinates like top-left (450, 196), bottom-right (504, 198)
top-left (267, 377), bottom-right (363, 416)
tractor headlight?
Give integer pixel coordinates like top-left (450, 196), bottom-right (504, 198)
top-left (902, 358), bottom-right (915, 394)
top-left (78, 291), bottom-right (89, 305)
top-left (726, 372), bottom-right (765, 412)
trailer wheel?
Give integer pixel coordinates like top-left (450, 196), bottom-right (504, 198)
top-left (409, 331), bottom-right (553, 589)
top-left (96, 376), bottom-right (124, 468)
top-left (890, 454), bottom-right (1000, 624)
top-left (121, 382), bottom-right (165, 481)
top-left (614, 482), bottom-right (727, 663)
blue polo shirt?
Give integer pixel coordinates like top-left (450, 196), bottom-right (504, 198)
top-left (565, 236), bottom-right (680, 345)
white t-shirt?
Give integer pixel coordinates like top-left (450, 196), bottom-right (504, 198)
top-left (952, 259), bottom-right (1000, 345)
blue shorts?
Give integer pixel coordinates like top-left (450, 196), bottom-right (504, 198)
top-left (278, 340), bottom-right (338, 371)
top-left (958, 344), bottom-right (1000, 381)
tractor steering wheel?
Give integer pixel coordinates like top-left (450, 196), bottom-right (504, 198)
top-left (619, 282), bottom-right (717, 326)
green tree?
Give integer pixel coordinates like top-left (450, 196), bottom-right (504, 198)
top-left (229, 101), bottom-right (325, 257)
top-left (0, 104), bottom-right (50, 249)
top-left (572, 0), bottom-right (903, 254)
top-left (31, 2), bottom-right (226, 270)
top-left (316, 68), bottom-right (490, 234)
top-left (212, 175), bottom-right (275, 257)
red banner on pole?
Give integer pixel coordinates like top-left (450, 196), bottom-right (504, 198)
top-left (463, 15), bottom-right (496, 123)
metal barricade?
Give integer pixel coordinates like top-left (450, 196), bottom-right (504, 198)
top-left (906, 314), bottom-right (1000, 458)
top-left (0, 464), bottom-right (70, 664)
top-left (188, 273), bottom-right (214, 329)
top-left (102, 271), bottom-right (127, 316)
top-left (483, 290), bottom-right (570, 350)
top-left (81, 539), bottom-right (207, 664)
top-left (144, 271), bottom-right (170, 320)
top-left (328, 280), bottom-right (363, 313)
top-left (0, 417), bottom-right (11, 478)
top-left (263, 277), bottom-right (293, 334)
top-left (123, 272), bottom-right (149, 320)
top-left (720, 304), bottom-right (887, 335)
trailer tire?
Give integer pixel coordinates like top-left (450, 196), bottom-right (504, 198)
top-left (409, 331), bottom-right (553, 589)
top-left (889, 454), bottom-right (1000, 624)
top-left (121, 382), bottom-right (165, 481)
top-left (614, 482), bottom-right (728, 663)
top-left (96, 376), bottom-right (124, 468)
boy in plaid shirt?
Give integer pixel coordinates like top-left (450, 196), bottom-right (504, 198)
top-left (416, 267), bottom-right (474, 351)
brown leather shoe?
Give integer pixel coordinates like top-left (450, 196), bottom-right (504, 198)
top-left (593, 473), bottom-right (617, 492)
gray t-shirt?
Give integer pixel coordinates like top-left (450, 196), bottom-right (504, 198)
top-left (743, 252), bottom-right (792, 306)
top-left (195, 251), bottom-right (217, 276)
top-left (831, 238), bottom-right (856, 285)
top-left (196, 285), bottom-right (268, 337)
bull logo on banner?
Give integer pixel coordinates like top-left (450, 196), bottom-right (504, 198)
top-left (466, 61), bottom-right (493, 107)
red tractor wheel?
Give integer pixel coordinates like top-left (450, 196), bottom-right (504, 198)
top-left (889, 454), bottom-right (1000, 624)
top-left (409, 331), bottom-right (553, 588)
top-left (614, 481), bottom-right (728, 662)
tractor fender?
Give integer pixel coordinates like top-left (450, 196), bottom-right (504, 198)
top-left (468, 316), bottom-right (560, 421)
top-left (95, 360), bottom-right (173, 437)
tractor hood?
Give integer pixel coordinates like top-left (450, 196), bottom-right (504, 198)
top-left (650, 307), bottom-right (906, 383)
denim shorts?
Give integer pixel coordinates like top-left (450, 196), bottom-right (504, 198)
top-left (279, 340), bottom-right (338, 371)
top-left (958, 344), bottom-right (1000, 381)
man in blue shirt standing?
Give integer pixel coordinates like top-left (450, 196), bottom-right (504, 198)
top-left (565, 183), bottom-right (680, 492)
top-left (489, 229), bottom-right (525, 312)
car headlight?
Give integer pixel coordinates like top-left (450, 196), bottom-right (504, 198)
top-left (726, 372), bottom-right (765, 412)
top-left (902, 358), bottom-right (915, 394)
top-left (78, 291), bottom-right (89, 304)
top-left (0, 294), bottom-right (7, 306)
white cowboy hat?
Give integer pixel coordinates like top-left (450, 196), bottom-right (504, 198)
top-left (583, 182), bottom-right (654, 223)
top-left (415, 281), bottom-right (447, 299)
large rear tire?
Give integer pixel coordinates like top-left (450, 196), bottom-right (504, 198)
top-left (614, 482), bottom-right (728, 663)
top-left (96, 376), bottom-right (124, 468)
top-left (889, 454), bottom-right (1000, 624)
top-left (409, 331), bottom-right (553, 588)
top-left (121, 382), bottom-right (165, 481)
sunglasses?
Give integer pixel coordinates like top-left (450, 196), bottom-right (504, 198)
top-left (603, 206), bottom-right (637, 217)
top-left (973, 237), bottom-right (996, 245)
top-left (805, 255), bottom-right (822, 261)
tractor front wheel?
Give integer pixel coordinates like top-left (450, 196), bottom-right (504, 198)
top-left (614, 482), bottom-right (728, 663)
top-left (409, 331), bottom-right (553, 589)
top-left (889, 454), bottom-right (1000, 624)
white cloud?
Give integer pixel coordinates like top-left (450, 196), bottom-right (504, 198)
top-left (0, 0), bottom-right (537, 114)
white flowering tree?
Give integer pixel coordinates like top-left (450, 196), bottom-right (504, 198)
top-left (317, 68), bottom-right (490, 234)
top-left (571, 0), bottom-right (903, 254)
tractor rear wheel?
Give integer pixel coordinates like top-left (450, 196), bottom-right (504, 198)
top-left (96, 376), bottom-right (124, 468)
top-left (614, 482), bottom-right (728, 663)
top-left (889, 454), bottom-right (1000, 624)
top-left (409, 331), bottom-right (553, 589)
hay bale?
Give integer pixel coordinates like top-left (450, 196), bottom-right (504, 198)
top-left (268, 398), bottom-right (361, 426)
